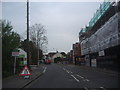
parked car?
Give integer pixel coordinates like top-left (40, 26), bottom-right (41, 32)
top-left (44, 59), bottom-right (51, 64)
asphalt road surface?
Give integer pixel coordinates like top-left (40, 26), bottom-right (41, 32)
top-left (25, 63), bottom-right (119, 89)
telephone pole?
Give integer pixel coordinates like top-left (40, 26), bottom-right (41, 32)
top-left (27, 0), bottom-right (30, 68)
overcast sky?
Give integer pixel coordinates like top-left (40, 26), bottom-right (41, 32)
top-left (2, 1), bottom-right (102, 53)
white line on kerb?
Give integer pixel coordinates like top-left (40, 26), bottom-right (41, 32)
top-left (71, 75), bottom-right (79, 82)
top-left (43, 67), bottom-right (47, 73)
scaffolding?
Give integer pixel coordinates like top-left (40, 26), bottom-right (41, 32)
top-left (79, 1), bottom-right (115, 38)
top-left (81, 12), bottom-right (120, 55)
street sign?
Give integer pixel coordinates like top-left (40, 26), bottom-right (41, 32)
top-left (99, 50), bottom-right (105, 56)
top-left (91, 59), bottom-right (97, 67)
top-left (12, 52), bottom-right (19, 56)
top-left (19, 66), bottom-right (32, 76)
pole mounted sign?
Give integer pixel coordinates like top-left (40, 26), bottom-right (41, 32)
top-left (12, 52), bottom-right (19, 56)
top-left (12, 49), bottom-right (20, 74)
top-left (12, 49), bottom-right (20, 56)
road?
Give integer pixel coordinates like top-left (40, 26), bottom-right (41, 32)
top-left (25, 63), bottom-right (119, 89)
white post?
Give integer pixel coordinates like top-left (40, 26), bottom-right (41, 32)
top-left (14, 56), bottom-right (16, 74)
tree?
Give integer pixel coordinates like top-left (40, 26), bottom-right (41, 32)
top-left (20, 39), bottom-right (43, 65)
top-left (54, 57), bottom-right (61, 63)
top-left (30, 23), bottom-right (48, 54)
top-left (1, 20), bottom-right (21, 77)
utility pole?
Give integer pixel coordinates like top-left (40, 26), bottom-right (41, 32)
top-left (37, 41), bottom-right (40, 66)
top-left (27, 0), bottom-right (30, 68)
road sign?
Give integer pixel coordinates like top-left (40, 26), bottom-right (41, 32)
top-left (19, 66), bottom-right (32, 76)
top-left (12, 52), bottom-right (19, 56)
top-left (99, 50), bottom-right (105, 56)
top-left (91, 59), bottom-right (97, 67)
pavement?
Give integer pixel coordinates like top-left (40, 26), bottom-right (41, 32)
top-left (2, 64), bottom-right (45, 89)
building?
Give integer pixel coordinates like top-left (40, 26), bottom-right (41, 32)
top-left (73, 42), bottom-right (82, 65)
top-left (79, 1), bottom-right (120, 71)
top-left (47, 52), bottom-right (67, 63)
top-left (47, 52), bottom-right (56, 62)
top-left (67, 50), bottom-right (73, 63)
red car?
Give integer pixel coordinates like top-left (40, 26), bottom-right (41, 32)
top-left (45, 59), bottom-right (51, 64)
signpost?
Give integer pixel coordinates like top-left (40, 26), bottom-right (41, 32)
top-left (12, 49), bottom-right (19, 74)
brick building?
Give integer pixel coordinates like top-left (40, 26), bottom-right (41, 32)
top-left (73, 42), bottom-right (82, 65)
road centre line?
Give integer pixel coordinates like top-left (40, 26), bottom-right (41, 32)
top-left (63, 68), bottom-right (72, 74)
top-left (76, 74), bottom-right (84, 79)
top-left (83, 79), bottom-right (90, 82)
top-left (71, 75), bottom-right (79, 82)
top-left (76, 74), bottom-right (90, 82)
top-left (85, 79), bottom-right (90, 82)
top-left (66, 70), bottom-right (70, 73)
top-left (100, 87), bottom-right (106, 90)
top-left (84, 87), bottom-right (89, 90)
top-left (63, 68), bottom-right (66, 70)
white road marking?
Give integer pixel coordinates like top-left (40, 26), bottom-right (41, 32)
top-left (71, 75), bottom-right (79, 82)
top-left (63, 68), bottom-right (73, 74)
top-left (63, 68), bottom-right (66, 71)
top-left (83, 79), bottom-right (90, 82)
top-left (66, 70), bottom-right (70, 73)
top-left (43, 67), bottom-right (47, 73)
top-left (100, 87), bottom-right (106, 90)
top-left (76, 74), bottom-right (90, 82)
top-left (76, 74), bottom-right (84, 79)
top-left (85, 79), bottom-right (90, 82)
top-left (84, 87), bottom-right (89, 90)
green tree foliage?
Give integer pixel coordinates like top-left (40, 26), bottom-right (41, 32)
top-left (20, 39), bottom-right (43, 65)
top-left (2, 20), bottom-right (21, 77)
top-left (54, 57), bottom-right (61, 63)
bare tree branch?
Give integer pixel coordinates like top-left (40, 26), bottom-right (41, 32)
top-left (29, 23), bottom-right (48, 53)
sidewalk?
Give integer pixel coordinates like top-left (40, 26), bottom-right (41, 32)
top-left (2, 64), bottom-right (45, 89)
